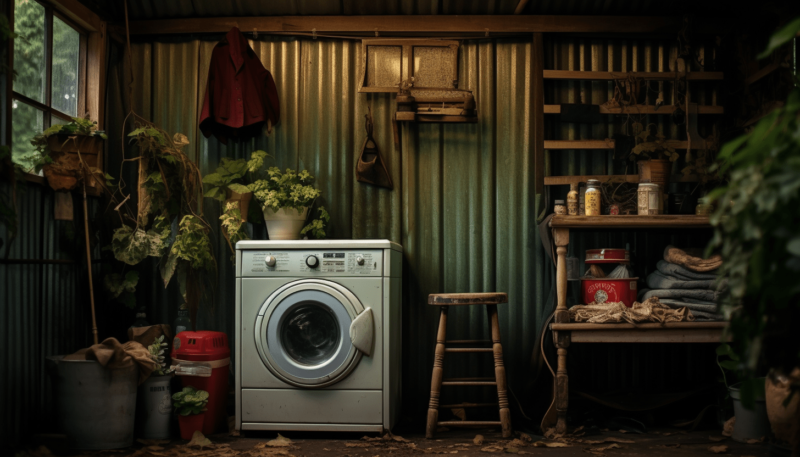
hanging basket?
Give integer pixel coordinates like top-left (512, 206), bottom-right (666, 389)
top-left (42, 135), bottom-right (104, 191)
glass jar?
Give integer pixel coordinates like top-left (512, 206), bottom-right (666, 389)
top-left (585, 179), bottom-right (601, 216)
top-left (638, 183), bottom-right (661, 215)
top-left (554, 200), bottom-right (566, 215)
top-left (567, 184), bottom-right (579, 216)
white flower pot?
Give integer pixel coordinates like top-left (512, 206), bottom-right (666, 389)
top-left (263, 207), bottom-right (309, 240)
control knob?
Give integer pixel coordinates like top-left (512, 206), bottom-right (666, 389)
top-left (356, 255), bottom-right (365, 266)
top-left (305, 255), bottom-right (319, 269)
top-left (264, 255), bottom-right (277, 267)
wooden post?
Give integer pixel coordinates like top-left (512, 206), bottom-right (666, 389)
top-left (532, 32), bottom-right (545, 198)
top-left (82, 180), bottom-right (99, 345)
top-left (553, 227), bottom-right (570, 434)
top-left (426, 306), bottom-right (448, 439)
top-left (488, 305), bottom-right (512, 438)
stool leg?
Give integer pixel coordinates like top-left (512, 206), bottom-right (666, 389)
top-left (488, 304), bottom-right (512, 438)
top-left (426, 306), bottom-right (448, 439)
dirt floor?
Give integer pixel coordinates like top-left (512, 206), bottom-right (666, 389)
top-left (17, 426), bottom-right (781, 457)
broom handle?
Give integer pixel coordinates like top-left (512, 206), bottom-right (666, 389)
top-left (82, 180), bottom-right (99, 345)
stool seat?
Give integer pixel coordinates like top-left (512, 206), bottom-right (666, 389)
top-left (428, 292), bottom-right (508, 306)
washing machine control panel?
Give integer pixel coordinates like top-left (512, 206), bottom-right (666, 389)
top-left (241, 250), bottom-right (383, 276)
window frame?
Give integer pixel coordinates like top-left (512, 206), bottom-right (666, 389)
top-left (12, 1), bottom-right (88, 143)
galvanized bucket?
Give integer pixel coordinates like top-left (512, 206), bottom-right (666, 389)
top-left (47, 356), bottom-right (138, 449)
top-left (136, 374), bottom-right (173, 439)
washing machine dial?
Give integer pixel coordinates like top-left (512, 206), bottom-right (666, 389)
top-left (264, 255), bottom-right (277, 267)
top-left (305, 255), bottom-right (319, 269)
top-left (356, 255), bottom-right (365, 266)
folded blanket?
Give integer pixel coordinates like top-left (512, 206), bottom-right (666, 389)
top-left (640, 288), bottom-right (718, 302)
top-left (664, 245), bottom-right (722, 272)
top-left (657, 299), bottom-right (723, 321)
top-left (657, 260), bottom-right (718, 280)
top-left (64, 337), bottom-right (155, 384)
top-left (647, 270), bottom-right (718, 290)
top-left (683, 297), bottom-right (718, 306)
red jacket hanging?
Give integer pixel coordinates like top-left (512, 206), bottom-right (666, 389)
top-left (199, 27), bottom-right (280, 144)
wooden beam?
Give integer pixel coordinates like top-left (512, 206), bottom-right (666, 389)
top-left (545, 139), bottom-right (700, 150)
top-left (532, 32), bottom-right (545, 196)
top-left (543, 174), bottom-right (700, 186)
top-left (549, 215), bottom-right (711, 229)
top-left (44, 0), bottom-right (103, 32)
top-left (86, 25), bottom-right (107, 129)
top-left (544, 70), bottom-right (724, 81)
top-left (745, 63), bottom-right (783, 86)
top-left (121, 15), bottom-right (727, 36)
top-left (544, 104), bottom-right (724, 115)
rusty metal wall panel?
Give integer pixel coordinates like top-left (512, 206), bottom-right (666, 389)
top-left (0, 184), bottom-right (90, 446)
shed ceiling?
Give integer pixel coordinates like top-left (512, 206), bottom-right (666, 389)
top-left (77, 0), bottom-right (790, 22)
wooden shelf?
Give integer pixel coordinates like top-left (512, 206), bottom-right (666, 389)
top-left (544, 139), bottom-right (703, 150)
top-left (544, 104), bottom-right (723, 115)
top-left (549, 214), bottom-right (711, 229)
top-left (543, 70), bottom-right (724, 81)
top-left (745, 63), bottom-right (784, 86)
top-left (550, 321), bottom-right (726, 343)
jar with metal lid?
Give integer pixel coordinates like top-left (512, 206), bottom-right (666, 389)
top-left (567, 184), bottom-right (579, 215)
top-left (585, 179), bottom-right (602, 216)
top-left (554, 199), bottom-right (566, 215)
top-left (638, 182), bottom-right (661, 215)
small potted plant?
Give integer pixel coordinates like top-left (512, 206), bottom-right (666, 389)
top-left (248, 167), bottom-right (328, 240)
top-left (31, 116), bottom-right (107, 191)
top-left (219, 201), bottom-right (249, 263)
top-left (137, 335), bottom-right (175, 439)
top-left (630, 123), bottom-right (679, 190)
top-left (203, 151), bottom-right (271, 223)
top-left (172, 386), bottom-right (209, 440)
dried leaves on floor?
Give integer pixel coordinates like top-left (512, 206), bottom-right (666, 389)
top-left (709, 445), bottom-right (730, 454)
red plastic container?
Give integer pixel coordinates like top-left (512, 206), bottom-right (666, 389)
top-left (171, 331), bottom-right (230, 436)
top-left (585, 248), bottom-right (630, 264)
top-left (581, 278), bottom-right (639, 307)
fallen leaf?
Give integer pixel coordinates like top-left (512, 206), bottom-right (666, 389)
top-left (323, 449), bottom-right (330, 451)
top-left (345, 442), bottom-right (371, 448)
top-left (505, 447), bottom-right (520, 454)
top-left (187, 431), bottom-right (212, 448)
top-left (146, 446), bottom-right (165, 451)
top-left (660, 443), bottom-right (681, 448)
top-left (266, 434), bottom-right (293, 447)
top-left (481, 445), bottom-right (504, 453)
top-left (619, 430), bottom-right (627, 434)
top-left (507, 439), bottom-right (527, 448)
top-left (745, 437), bottom-right (764, 444)
top-left (533, 441), bottom-right (570, 448)
top-left (709, 436), bottom-right (726, 442)
top-left (474, 435), bottom-right (485, 445)
top-left (589, 443), bottom-right (622, 452)
top-left (709, 445), bottom-right (729, 454)
top-left (452, 408), bottom-right (467, 421)
top-left (392, 434), bottom-right (409, 442)
top-left (722, 417), bottom-right (735, 437)
top-left (603, 437), bottom-right (634, 444)
top-left (518, 433), bottom-right (532, 443)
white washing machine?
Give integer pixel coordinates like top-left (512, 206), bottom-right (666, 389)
top-left (235, 240), bottom-right (402, 433)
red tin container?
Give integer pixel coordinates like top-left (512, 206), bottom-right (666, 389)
top-left (171, 331), bottom-right (230, 436)
top-left (581, 278), bottom-right (639, 307)
top-left (585, 248), bottom-right (629, 264)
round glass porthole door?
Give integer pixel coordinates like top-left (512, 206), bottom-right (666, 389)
top-left (255, 280), bottom-right (364, 388)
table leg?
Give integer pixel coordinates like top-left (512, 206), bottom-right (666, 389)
top-left (426, 306), bottom-right (448, 439)
top-left (553, 228), bottom-right (570, 434)
top-left (488, 304), bottom-right (512, 438)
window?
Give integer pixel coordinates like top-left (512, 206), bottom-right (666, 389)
top-left (12, 0), bottom-right (85, 172)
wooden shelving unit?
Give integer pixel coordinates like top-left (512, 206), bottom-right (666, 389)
top-left (544, 104), bottom-right (724, 115)
top-left (549, 214), bottom-right (710, 228)
top-left (543, 70), bottom-right (724, 80)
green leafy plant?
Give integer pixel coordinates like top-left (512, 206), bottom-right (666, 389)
top-left (300, 207), bottom-right (330, 239)
top-left (707, 74), bottom-right (800, 407)
top-left (630, 123), bottom-right (679, 162)
top-left (171, 387), bottom-right (208, 416)
top-left (104, 270), bottom-right (139, 309)
top-left (202, 150), bottom-right (270, 201)
top-left (220, 202), bottom-right (249, 261)
top-left (147, 335), bottom-right (174, 376)
top-left (249, 168), bottom-right (320, 212)
top-left (30, 116), bottom-right (107, 173)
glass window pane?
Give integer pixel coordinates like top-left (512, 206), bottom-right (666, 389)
top-left (13, 0), bottom-right (46, 103)
top-left (366, 45), bottom-right (402, 89)
top-left (11, 99), bottom-right (44, 172)
top-left (51, 114), bottom-right (69, 126)
top-left (52, 17), bottom-right (80, 116)
top-left (412, 46), bottom-right (456, 88)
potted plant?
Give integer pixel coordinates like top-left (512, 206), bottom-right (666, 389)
top-left (220, 201), bottom-right (249, 263)
top-left (248, 167), bottom-right (328, 240)
top-left (172, 387), bottom-right (209, 440)
top-left (137, 335), bottom-right (175, 439)
top-left (202, 150), bottom-right (270, 222)
top-left (630, 123), bottom-right (679, 190)
top-left (707, 62), bottom-right (800, 452)
top-left (31, 116), bottom-right (107, 191)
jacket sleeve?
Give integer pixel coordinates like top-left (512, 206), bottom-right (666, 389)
top-left (198, 55), bottom-right (216, 138)
top-left (263, 70), bottom-right (280, 126)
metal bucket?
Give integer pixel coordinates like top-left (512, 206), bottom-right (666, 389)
top-left (46, 356), bottom-right (138, 449)
top-left (136, 374), bottom-right (173, 439)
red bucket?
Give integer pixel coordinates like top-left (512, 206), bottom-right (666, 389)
top-left (585, 248), bottom-right (629, 264)
top-left (581, 278), bottom-right (639, 307)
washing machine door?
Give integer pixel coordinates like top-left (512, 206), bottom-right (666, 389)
top-left (254, 279), bottom-right (374, 388)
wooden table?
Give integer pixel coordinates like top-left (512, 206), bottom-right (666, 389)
top-left (547, 215), bottom-right (725, 434)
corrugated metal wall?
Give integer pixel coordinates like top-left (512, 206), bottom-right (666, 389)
top-left (105, 34), bottom-right (542, 423)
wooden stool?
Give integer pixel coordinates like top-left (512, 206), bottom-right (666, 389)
top-left (425, 292), bottom-right (512, 439)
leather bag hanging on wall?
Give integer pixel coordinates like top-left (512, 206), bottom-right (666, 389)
top-left (356, 108), bottom-right (393, 190)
